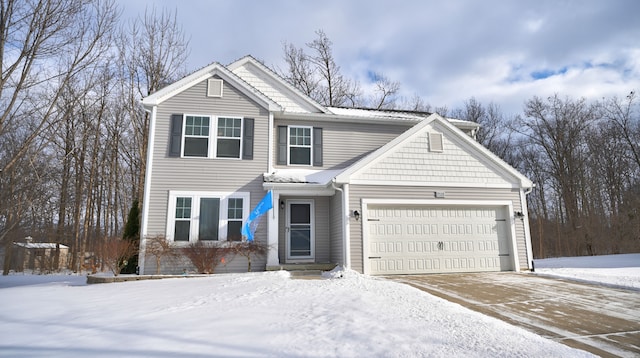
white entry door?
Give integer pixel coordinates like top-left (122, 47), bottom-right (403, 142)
top-left (286, 200), bottom-right (314, 261)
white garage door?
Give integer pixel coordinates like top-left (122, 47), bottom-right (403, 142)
top-left (366, 205), bottom-right (513, 275)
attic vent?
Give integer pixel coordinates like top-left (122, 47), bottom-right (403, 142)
top-left (207, 79), bottom-right (223, 97)
top-left (429, 132), bottom-right (443, 152)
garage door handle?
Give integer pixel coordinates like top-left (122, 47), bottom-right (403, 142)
top-left (369, 256), bottom-right (382, 259)
top-left (368, 219), bottom-right (380, 221)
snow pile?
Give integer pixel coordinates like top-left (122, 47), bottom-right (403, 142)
top-left (534, 253), bottom-right (640, 290)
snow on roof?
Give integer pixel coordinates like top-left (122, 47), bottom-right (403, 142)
top-left (328, 107), bottom-right (480, 129)
top-left (263, 168), bottom-right (346, 185)
top-left (328, 107), bottom-right (431, 121)
top-left (14, 242), bottom-right (69, 249)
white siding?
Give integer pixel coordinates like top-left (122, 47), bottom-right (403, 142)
top-left (232, 64), bottom-right (317, 113)
top-left (352, 123), bottom-right (514, 186)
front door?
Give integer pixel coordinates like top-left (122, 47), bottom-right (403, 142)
top-left (286, 200), bottom-right (314, 261)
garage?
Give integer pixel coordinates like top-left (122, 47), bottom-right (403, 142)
top-left (365, 204), bottom-right (514, 275)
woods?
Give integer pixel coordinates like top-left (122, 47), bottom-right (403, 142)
top-left (0, 1), bottom-right (637, 275)
top-left (0, 0), bottom-right (188, 273)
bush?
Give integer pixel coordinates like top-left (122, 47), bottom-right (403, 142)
top-left (102, 237), bottom-right (138, 276)
top-left (181, 241), bottom-right (231, 274)
top-left (229, 241), bottom-right (269, 272)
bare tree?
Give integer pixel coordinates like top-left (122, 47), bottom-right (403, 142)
top-left (278, 30), bottom-right (361, 107)
top-left (369, 72), bottom-right (400, 109)
top-left (0, 0), bottom-right (119, 272)
top-left (120, 6), bottom-right (190, 205)
top-left (145, 235), bottom-right (179, 274)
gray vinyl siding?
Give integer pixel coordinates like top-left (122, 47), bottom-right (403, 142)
top-left (348, 185), bottom-right (529, 273)
top-left (144, 77), bottom-right (270, 274)
top-left (329, 192), bottom-right (344, 265)
top-left (277, 196), bottom-right (331, 264)
top-left (273, 119), bottom-right (410, 169)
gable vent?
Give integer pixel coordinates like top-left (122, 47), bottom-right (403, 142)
top-left (429, 132), bottom-right (444, 152)
top-left (207, 79), bottom-right (223, 97)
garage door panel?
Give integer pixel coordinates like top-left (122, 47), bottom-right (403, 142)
top-left (367, 205), bottom-right (513, 275)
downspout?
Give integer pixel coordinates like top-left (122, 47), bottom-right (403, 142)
top-left (521, 184), bottom-right (535, 271)
top-left (138, 105), bottom-right (157, 275)
top-left (332, 180), bottom-right (350, 268)
top-left (267, 113), bottom-right (274, 173)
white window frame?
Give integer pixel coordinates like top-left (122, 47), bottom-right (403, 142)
top-left (287, 125), bottom-right (313, 166)
top-left (166, 191), bottom-right (250, 243)
top-left (182, 114), bottom-right (212, 158)
top-left (215, 116), bottom-right (243, 159)
top-left (180, 114), bottom-right (244, 160)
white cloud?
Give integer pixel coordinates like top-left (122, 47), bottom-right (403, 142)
top-left (117, 0), bottom-right (640, 116)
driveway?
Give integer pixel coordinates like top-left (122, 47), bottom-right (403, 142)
top-left (386, 273), bottom-right (640, 358)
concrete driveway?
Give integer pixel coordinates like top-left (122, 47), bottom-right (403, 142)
top-left (386, 273), bottom-right (640, 357)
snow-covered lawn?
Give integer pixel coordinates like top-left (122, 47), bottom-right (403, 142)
top-left (2, 253), bottom-right (637, 357)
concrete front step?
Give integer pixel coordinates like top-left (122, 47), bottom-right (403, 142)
top-left (266, 263), bottom-right (337, 272)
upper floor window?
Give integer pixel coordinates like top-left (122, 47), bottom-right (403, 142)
top-left (169, 114), bottom-right (254, 160)
top-left (289, 126), bottom-right (312, 165)
top-left (184, 116), bottom-right (210, 157)
top-left (217, 117), bottom-right (242, 158)
top-left (277, 125), bottom-right (323, 167)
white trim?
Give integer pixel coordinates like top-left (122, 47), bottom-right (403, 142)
top-left (142, 63), bottom-right (281, 112)
top-left (165, 191), bottom-right (250, 243)
top-left (348, 179), bottom-right (519, 189)
top-left (139, 105), bottom-right (157, 274)
top-left (268, 113), bottom-right (274, 173)
top-left (287, 125), bottom-right (313, 166)
top-left (343, 183), bottom-right (351, 268)
top-left (266, 191), bottom-right (280, 266)
top-left (285, 199), bottom-right (315, 262)
top-left (180, 114), bottom-right (245, 160)
top-left (215, 115), bottom-right (244, 159)
top-left (262, 183), bottom-right (335, 196)
top-left (520, 188), bottom-right (534, 270)
top-left (360, 198), bottom-right (519, 275)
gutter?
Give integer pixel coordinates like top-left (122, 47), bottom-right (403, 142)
top-left (332, 180), bottom-right (351, 268)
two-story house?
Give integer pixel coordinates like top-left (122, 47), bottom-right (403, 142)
top-left (139, 55), bottom-right (534, 275)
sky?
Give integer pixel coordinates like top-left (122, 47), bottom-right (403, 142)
top-left (117, 0), bottom-right (640, 116)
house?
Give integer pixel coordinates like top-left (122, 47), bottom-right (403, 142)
top-left (9, 237), bottom-right (69, 272)
top-left (138, 55), bottom-right (534, 275)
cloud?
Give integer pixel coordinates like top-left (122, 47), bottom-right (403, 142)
top-left (116, 0), bottom-right (640, 116)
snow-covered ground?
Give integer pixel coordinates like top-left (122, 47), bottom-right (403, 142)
top-left (1, 253), bottom-right (637, 357)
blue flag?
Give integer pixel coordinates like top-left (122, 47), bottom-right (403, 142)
top-left (241, 191), bottom-right (273, 241)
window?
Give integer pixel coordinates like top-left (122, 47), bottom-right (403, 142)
top-left (289, 126), bottom-right (312, 165)
top-left (227, 198), bottom-right (243, 241)
top-left (184, 116), bottom-right (210, 157)
top-left (216, 117), bottom-right (242, 158)
top-left (167, 191), bottom-right (250, 242)
top-left (277, 125), bottom-right (322, 166)
top-left (174, 197), bottom-right (192, 241)
top-left (169, 114), bottom-right (254, 160)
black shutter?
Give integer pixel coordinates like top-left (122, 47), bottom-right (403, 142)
top-left (277, 125), bottom-right (287, 165)
top-left (169, 114), bottom-right (183, 157)
top-left (242, 118), bottom-right (254, 160)
top-left (313, 127), bottom-right (323, 166)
